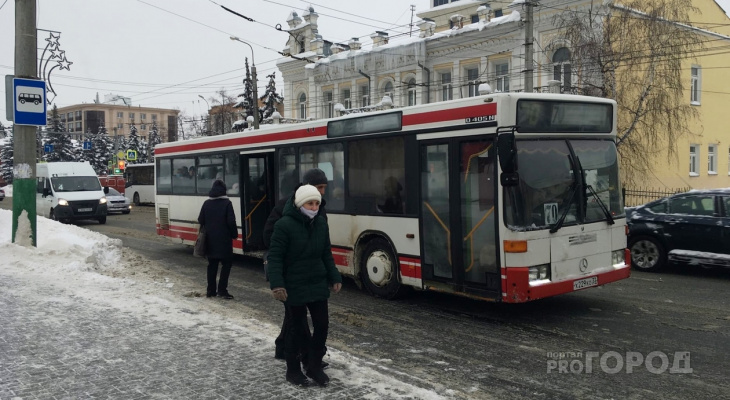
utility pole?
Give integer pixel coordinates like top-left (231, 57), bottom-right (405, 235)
top-left (12, 0), bottom-right (38, 246)
top-left (409, 5), bottom-right (416, 37)
top-left (524, 0), bottom-right (535, 92)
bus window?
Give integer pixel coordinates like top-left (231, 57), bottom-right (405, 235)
top-left (348, 136), bottom-right (405, 215)
top-left (277, 147), bottom-right (298, 200)
top-left (300, 143), bottom-right (345, 211)
top-left (224, 153), bottom-right (240, 196)
top-left (157, 159), bottom-right (172, 194)
top-left (172, 158), bottom-right (195, 194)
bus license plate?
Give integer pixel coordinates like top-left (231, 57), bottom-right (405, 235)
top-left (573, 276), bottom-right (598, 291)
top-left (78, 207), bottom-right (92, 212)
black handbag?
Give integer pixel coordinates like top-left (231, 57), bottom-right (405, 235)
top-left (193, 225), bottom-right (207, 257)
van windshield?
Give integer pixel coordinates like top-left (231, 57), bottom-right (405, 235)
top-left (51, 176), bottom-right (102, 192)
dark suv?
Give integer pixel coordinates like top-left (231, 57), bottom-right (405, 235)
top-left (627, 188), bottom-right (730, 271)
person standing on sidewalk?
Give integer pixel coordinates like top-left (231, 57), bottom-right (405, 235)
top-left (267, 184), bottom-right (342, 387)
top-left (263, 168), bottom-right (328, 362)
top-left (198, 179), bottom-right (238, 299)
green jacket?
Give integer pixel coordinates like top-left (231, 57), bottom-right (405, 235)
top-left (267, 197), bottom-right (341, 306)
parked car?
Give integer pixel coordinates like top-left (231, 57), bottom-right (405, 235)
top-left (105, 187), bottom-right (131, 214)
top-left (627, 188), bottom-right (730, 272)
top-left (0, 187), bottom-right (5, 201)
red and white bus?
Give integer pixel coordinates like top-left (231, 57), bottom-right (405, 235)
top-left (154, 92), bottom-right (630, 303)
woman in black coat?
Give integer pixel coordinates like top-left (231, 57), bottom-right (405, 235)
top-left (198, 179), bottom-right (238, 299)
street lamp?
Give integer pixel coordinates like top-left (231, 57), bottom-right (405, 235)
top-left (229, 36), bottom-right (259, 129)
top-left (198, 95), bottom-right (211, 135)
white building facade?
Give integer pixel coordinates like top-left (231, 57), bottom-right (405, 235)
top-left (276, 0), bottom-right (581, 120)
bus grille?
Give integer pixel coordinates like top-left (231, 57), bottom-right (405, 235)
top-left (159, 207), bottom-right (170, 230)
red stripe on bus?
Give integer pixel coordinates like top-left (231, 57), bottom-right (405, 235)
top-left (399, 256), bottom-right (422, 279)
top-left (155, 128), bottom-right (326, 155)
top-left (402, 103), bottom-right (496, 127)
top-left (501, 266), bottom-right (631, 303)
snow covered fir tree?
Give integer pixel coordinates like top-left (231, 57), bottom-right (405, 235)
top-left (147, 122), bottom-right (162, 162)
top-left (259, 72), bottom-right (283, 121)
top-left (126, 123), bottom-right (148, 164)
top-left (82, 126), bottom-right (114, 174)
top-left (0, 133), bottom-right (13, 184)
top-left (233, 58), bottom-right (258, 132)
top-left (44, 104), bottom-right (77, 162)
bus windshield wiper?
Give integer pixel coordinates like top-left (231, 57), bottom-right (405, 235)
top-left (550, 183), bottom-right (578, 233)
top-left (586, 185), bottom-right (614, 225)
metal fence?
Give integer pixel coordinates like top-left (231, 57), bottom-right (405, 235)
top-left (622, 187), bottom-right (690, 207)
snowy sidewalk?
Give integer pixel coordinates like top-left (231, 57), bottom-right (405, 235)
top-left (0, 209), bottom-right (448, 400)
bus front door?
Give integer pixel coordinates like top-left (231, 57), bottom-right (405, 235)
top-left (241, 152), bottom-right (274, 251)
top-left (420, 139), bottom-right (500, 299)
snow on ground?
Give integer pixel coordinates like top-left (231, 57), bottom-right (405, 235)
top-left (0, 207), bottom-right (451, 399)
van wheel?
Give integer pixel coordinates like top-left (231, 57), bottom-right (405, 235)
top-left (133, 193), bottom-right (140, 206)
top-left (359, 238), bottom-right (403, 299)
top-left (98, 216), bottom-right (107, 224)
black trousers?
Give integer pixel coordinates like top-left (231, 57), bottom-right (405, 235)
top-left (276, 304), bottom-right (312, 356)
top-left (206, 257), bottom-right (232, 294)
top-left (284, 300), bottom-right (329, 365)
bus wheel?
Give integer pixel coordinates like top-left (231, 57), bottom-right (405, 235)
top-left (133, 193), bottom-right (141, 206)
top-left (360, 238), bottom-right (402, 299)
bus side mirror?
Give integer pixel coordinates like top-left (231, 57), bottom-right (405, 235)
top-left (497, 133), bottom-right (517, 173)
top-left (104, 186), bottom-right (109, 194)
top-left (497, 133), bottom-right (519, 186)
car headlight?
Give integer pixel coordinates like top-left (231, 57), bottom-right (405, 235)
top-left (612, 250), bottom-right (625, 266)
top-left (528, 264), bottom-right (550, 281)
top-left (58, 199), bottom-right (69, 206)
top-left (99, 197), bottom-right (107, 204)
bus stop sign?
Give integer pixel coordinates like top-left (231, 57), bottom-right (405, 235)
top-left (13, 78), bottom-right (47, 126)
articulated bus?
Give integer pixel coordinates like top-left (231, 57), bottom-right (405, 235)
top-left (124, 163), bottom-right (155, 205)
top-left (154, 92), bottom-right (630, 303)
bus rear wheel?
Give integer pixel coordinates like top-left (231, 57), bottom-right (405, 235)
top-left (133, 193), bottom-right (141, 206)
top-left (360, 238), bottom-right (402, 299)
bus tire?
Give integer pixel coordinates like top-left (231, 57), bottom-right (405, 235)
top-left (133, 193), bottom-right (141, 206)
top-left (359, 238), bottom-right (402, 299)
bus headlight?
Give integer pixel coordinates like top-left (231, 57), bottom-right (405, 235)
top-left (612, 250), bottom-right (625, 266)
top-left (99, 197), bottom-right (107, 204)
top-left (528, 264), bottom-right (550, 281)
top-left (58, 199), bottom-right (69, 206)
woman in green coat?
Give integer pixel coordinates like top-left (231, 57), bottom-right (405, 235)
top-left (268, 184), bottom-right (342, 387)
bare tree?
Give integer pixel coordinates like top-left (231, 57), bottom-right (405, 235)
top-left (555, 0), bottom-right (705, 186)
top-left (209, 89), bottom-right (239, 135)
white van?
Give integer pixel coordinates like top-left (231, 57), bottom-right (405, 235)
top-left (36, 162), bottom-right (109, 224)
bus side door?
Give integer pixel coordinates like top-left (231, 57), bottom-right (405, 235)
top-left (241, 152), bottom-right (275, 250)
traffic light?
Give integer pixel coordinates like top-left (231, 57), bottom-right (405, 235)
top-left (118, 160), bottom-right (126, 170)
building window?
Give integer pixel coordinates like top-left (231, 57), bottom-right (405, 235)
top-left (691, 66), bottom-right (701, 105)
top-left (67, 112), bottom-right (73, 121)
top-left (129, 113), bottom-right (135, 121)
top-left (407, 78), bottom-right (417, 106)
top-left (440, 72), bottom-right (452, 101)
top-left (141, 124), bottom-right (147, 131)
top-left (152, 114), bottom-right (157, 121)
top-left (434, 0), bottom-right (449, 6)
top-left (117, 122), bottom-right (124, 130)
top-left (360, 85), bottom-right (369, 107)
top-left (323, 91), bottom-right (333, 118)
top-left (708, 144), bottom-right (717, 174)
top-left (471, 14), bottom-right (479, 23)
top-left (466, 67), bottom-right (479, 97)
top-left (382, 81), bottom-right (393, 101)
top-left (553, 47), bottom-right (572, 91)
top-left (298, 93), bottom-right (307, 119)
top-left (690, 144), bottom-right (699, 176)
top-left (75, 122), bottom-right (81, 130)
top-left (117, 112), bottom-right (123, 118)
top-left (140, 113), bottom-right (146, 120)
top-left (342, 88), bottom-right (351, 109)
top-left (495, 63), bottom-right (509, 93)
top-left (495, 9), bottom-right (503, 17)
top-left (75, 111), bottom-right (81, 119)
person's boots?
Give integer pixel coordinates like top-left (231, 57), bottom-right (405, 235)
top-left (305, 348), bottom-right (330, 386)
top-left (285, 358), bottom-right (310, 387)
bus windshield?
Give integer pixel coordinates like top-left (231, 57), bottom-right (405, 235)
top-left (504, 139), bottom-right (624, 230)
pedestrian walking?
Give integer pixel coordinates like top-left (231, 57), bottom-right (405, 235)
top-left (267, 184), bottom-right (342, 387)
top-left (197, 179), bottom-right (238, 299)
top-left (263, 168), bottom-right (328, 363)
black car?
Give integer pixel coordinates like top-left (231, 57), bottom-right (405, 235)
top-left (627, 188), bottom-right (730, 271)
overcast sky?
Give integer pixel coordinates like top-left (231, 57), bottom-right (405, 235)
top-left (1, 0), bottom-right (730, 128)
top-left (0, 0), bottom-right (430, 125)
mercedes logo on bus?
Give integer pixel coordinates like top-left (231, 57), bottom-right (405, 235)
top-left (579, 258), bottom-right (588, 273)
